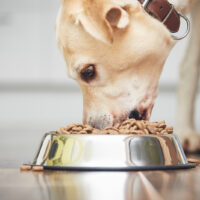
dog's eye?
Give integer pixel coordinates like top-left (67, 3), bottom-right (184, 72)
top-left (80, 64), bottom-right (96, 82)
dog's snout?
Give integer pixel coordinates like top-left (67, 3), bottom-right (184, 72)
top-left (128, 109), bottom-right (142, 120)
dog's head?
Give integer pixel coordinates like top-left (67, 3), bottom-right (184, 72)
top-left (56, 0), bottom-right (175, 129)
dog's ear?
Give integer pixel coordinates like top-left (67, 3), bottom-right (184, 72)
top-left (75, 0), bottom-right (130, 44)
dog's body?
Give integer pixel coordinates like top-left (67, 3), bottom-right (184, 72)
top-left (56, 0), bottom-right (199, 151)
top-left (176, 0), bottom-right (200, 152)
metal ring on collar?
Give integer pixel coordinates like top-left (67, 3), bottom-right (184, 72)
top-left (171, 13), bottom-right (190, 40)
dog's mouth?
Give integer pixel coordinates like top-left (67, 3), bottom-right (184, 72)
top-left (87, 104), bottom-right (154, 130)
top-left (87, 95), bottom-right (155, 129)
top-left (116, 107), bottom-right (152, 124)
top-left (111, 103), bottom-right (154, 126)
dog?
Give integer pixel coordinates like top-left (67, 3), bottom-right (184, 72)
top-left (56, 0), bottom-right (197, 150)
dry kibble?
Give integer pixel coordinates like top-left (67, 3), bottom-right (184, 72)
top-left (101, 130), bottom-right (110, 134)
top-left (149, 122), bottom-right (156, 126)
top-left (165, 126), bottom-right (173, 134)
top-left (120, 124), bottom-right (131, 130)
top-left (92, 129), bottom-right (100, 134)
top-left (108, 130), bottom-right (119, 134)
top-left (158, 122), bottom-right (166, 129)
top-left (131, 130), bottom-right (145, 135)
top-left (83, 127), bottom-right (93, 132)
top-left (57, 127), bottom-right (70, 134)
top-left (147, 125), bottom-right (157, 134)
top-left (114, 123), bottom-right (120, 129)
top-left (157, 128), bottom-right (164, 132)
top-left (160, 129), bottom-right (168, 134)
top-left (57, 119), bottom-right (173, 135)
top-left (143, 129), bottom-right (149, 134)
top-left (119, 129), bottom-right (130, 134)
top-left (104, 127), bottom-right (119, 132)
top-left (121, 120), bottom-right (130, 126)
top-left (79, 130), bottom-right (87, 134)
top-left (72, 126), bottom-right (82, 131)
top-left (20, 164), bottom-right (32, 171)
top-left (84, 124), bottom-right (93, 129)
top-left (65, 124), bottom-right (76, 131)
top-left (32, 166), bottom-right (44, 171)
top-left (130, 126), bottom-right (137, 131)
top-left (187, 158), bottom-right (200, 165)
top-left (135, 121), bottom-right (145, 130)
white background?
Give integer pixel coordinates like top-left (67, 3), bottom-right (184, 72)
top-left (0, 0), bottom-right (190, 85)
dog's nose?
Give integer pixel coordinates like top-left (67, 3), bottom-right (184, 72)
top-left (128, 109), bottom-right (142, 120)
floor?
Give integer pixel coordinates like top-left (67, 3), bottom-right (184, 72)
top-left (0, 165), bottom-right (200, 200)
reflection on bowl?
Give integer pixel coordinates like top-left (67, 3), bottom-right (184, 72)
top-left (33, 132), bottom-right (194, 170)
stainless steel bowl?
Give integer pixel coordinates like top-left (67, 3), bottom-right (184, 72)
top-left (32, 132), bottom-right (195, 170)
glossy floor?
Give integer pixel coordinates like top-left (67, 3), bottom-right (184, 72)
top-left (1, 165), bottom-right (200, 200)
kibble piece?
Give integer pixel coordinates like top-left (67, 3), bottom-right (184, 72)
top-left (32, 166), bottom-right (44, 171)
top-left (130, 126), bottom-right (137, 131)
top-left (147, 125), bottom-right (157, 134)
top-left (121, 120), bottom-right (130, 126)
top-left (104, 127), bottom-right (119, 132)
top-left (158, 122), bottom-right (166, 129)
top-left (143, 129), bottom-right (149, 134)
top-left (165, 126), bottom-right (173, 134)
top-left (20, 164), bottom-right (32, 171)
top-left (121, 124), bottom-right (131, 129)
top-left (58, 128), bottom-right (70, 134)
top-left (107, 130), bottom-right (119, 134)
top-left (65, 124), bottom-right (76, 131)
top-left (79, 130), bottom-right (87, 134)
top-left (83, 127), bottom-right (93, 132)
top-left (119, 129), bottom-right (130, 134)
top-left (72, 126), bottom-right (82, 131)
top-left (135, 121), bottom-right (145, 130)
top-left (149, 122), bottom-right (157, 126)
top-left (131, 130), bottom-right (145, 135)
top-left (84, 124), bottom-right (92, 129)
top-left (160, 129), bottom-right (168, 134)
top-left (187, 158), bottom-right (200, 165)
top-left (101, 130), bottom-right (110, 134)
top-left (114, 123), bottom-right (120, 129)
top-left (157, 128), bottom-right (163, 132)
top-left (104, 126), bottom-right (113, 130)
top-left (92, 128), bottom-right (100, 134)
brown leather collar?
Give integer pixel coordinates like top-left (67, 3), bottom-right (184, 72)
top-left (138, 0), bottom-right (180, 33)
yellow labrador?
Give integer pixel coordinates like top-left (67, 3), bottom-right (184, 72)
top-left (56, 0), bottom-right (197, 150)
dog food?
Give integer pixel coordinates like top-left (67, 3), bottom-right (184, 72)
top-left (20, 164), bottom-right (32, 171)
top-left (56, 119), bottom-right (173, 135)
top-left (187, 158), bottom-right (200, 166)
top-left (20, 165), bottom-right (44, 171)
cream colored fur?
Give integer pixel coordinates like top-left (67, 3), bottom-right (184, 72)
top-left (56, 0), bottom-right (199, 151)
top-left (175, 0), bottom-right (200, 152)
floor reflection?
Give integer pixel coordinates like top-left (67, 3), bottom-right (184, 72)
top-left (29, 168), bottom-right (200, 200)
